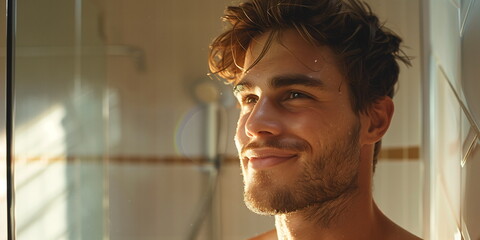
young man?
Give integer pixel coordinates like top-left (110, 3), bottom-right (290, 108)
top-left (209, 0), bottom-right (421, 239)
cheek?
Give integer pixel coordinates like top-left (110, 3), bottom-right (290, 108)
top-left (287, 111), bottom-right (352, 149)
top-left (287, 112), bottom-right (333, 137)
top-left (235, 117), bottom-right (249, 176)
top-left (234, 115), bottom-right (248, 152)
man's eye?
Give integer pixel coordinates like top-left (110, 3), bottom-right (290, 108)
top-left (243, 95), bottom-right (258, 104)
top-left (288, 92), bottom-right (308, 99)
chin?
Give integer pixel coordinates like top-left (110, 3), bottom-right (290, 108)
top-left (243, 172), bottom-right (308, 215)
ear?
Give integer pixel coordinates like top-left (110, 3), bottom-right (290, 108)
top-left (359, 96), bottom-right (394, 145)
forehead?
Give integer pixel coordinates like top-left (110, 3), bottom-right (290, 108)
top-left (240, 30), bottom-right (344, 88)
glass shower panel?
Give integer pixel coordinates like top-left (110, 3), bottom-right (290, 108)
top-left (12, 0), bottom-right (271, 239)
top-left (14, 0), bottom-right (107, 239)
top-left (460, 0), bottom-right (480, 238)
top-left (1, 0), bottom-right (7, 238)
top-left (432, 68), bottom-right (463, 239)
top-left (461, 114), bottom-right (480, 239)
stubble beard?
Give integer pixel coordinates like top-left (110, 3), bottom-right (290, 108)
top-left (242, 122), bottom-right (361, 226)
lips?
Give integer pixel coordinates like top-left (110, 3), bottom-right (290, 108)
top-left (244, 148), bottom-right (298, 169)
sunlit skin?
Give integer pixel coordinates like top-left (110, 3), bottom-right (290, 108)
top-left (233, 30), bottom-right (422, 240)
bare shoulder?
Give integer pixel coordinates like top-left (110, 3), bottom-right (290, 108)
top-left (386, 227), bottom-right (422, 240)
top-left (382, 218), bottom-right (423, 240)
top-left (247, 229), bottom-right (277, 240)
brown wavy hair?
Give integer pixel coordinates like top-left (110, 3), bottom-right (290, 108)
top-left (208, 0), bottom-right (411, 170)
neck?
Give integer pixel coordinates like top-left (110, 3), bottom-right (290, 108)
top-left (275, 192), bottom-right (378, 240)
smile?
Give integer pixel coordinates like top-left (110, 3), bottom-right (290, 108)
top-left (245, 148), bottom-right (298, 169)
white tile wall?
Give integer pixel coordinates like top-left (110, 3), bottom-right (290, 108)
top-left (426, 0), bottom-right (480, 239)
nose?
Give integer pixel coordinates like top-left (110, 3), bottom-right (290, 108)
top-left (244, 98), bottom-right (283, 137)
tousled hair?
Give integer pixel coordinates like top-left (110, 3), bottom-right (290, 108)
top-left (208, 0), bottom-right (411, 170)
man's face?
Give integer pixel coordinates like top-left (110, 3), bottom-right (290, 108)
top-left (234, 30), bottom-right (362, 215)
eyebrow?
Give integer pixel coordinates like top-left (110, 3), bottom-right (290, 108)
top-left (233, 74), bottom-right (326, 94)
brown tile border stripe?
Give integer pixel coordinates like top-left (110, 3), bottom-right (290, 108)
top-left (11, 146), bottom-right (419, 165)
top-left (378, 146), bottom-right (420, 161)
